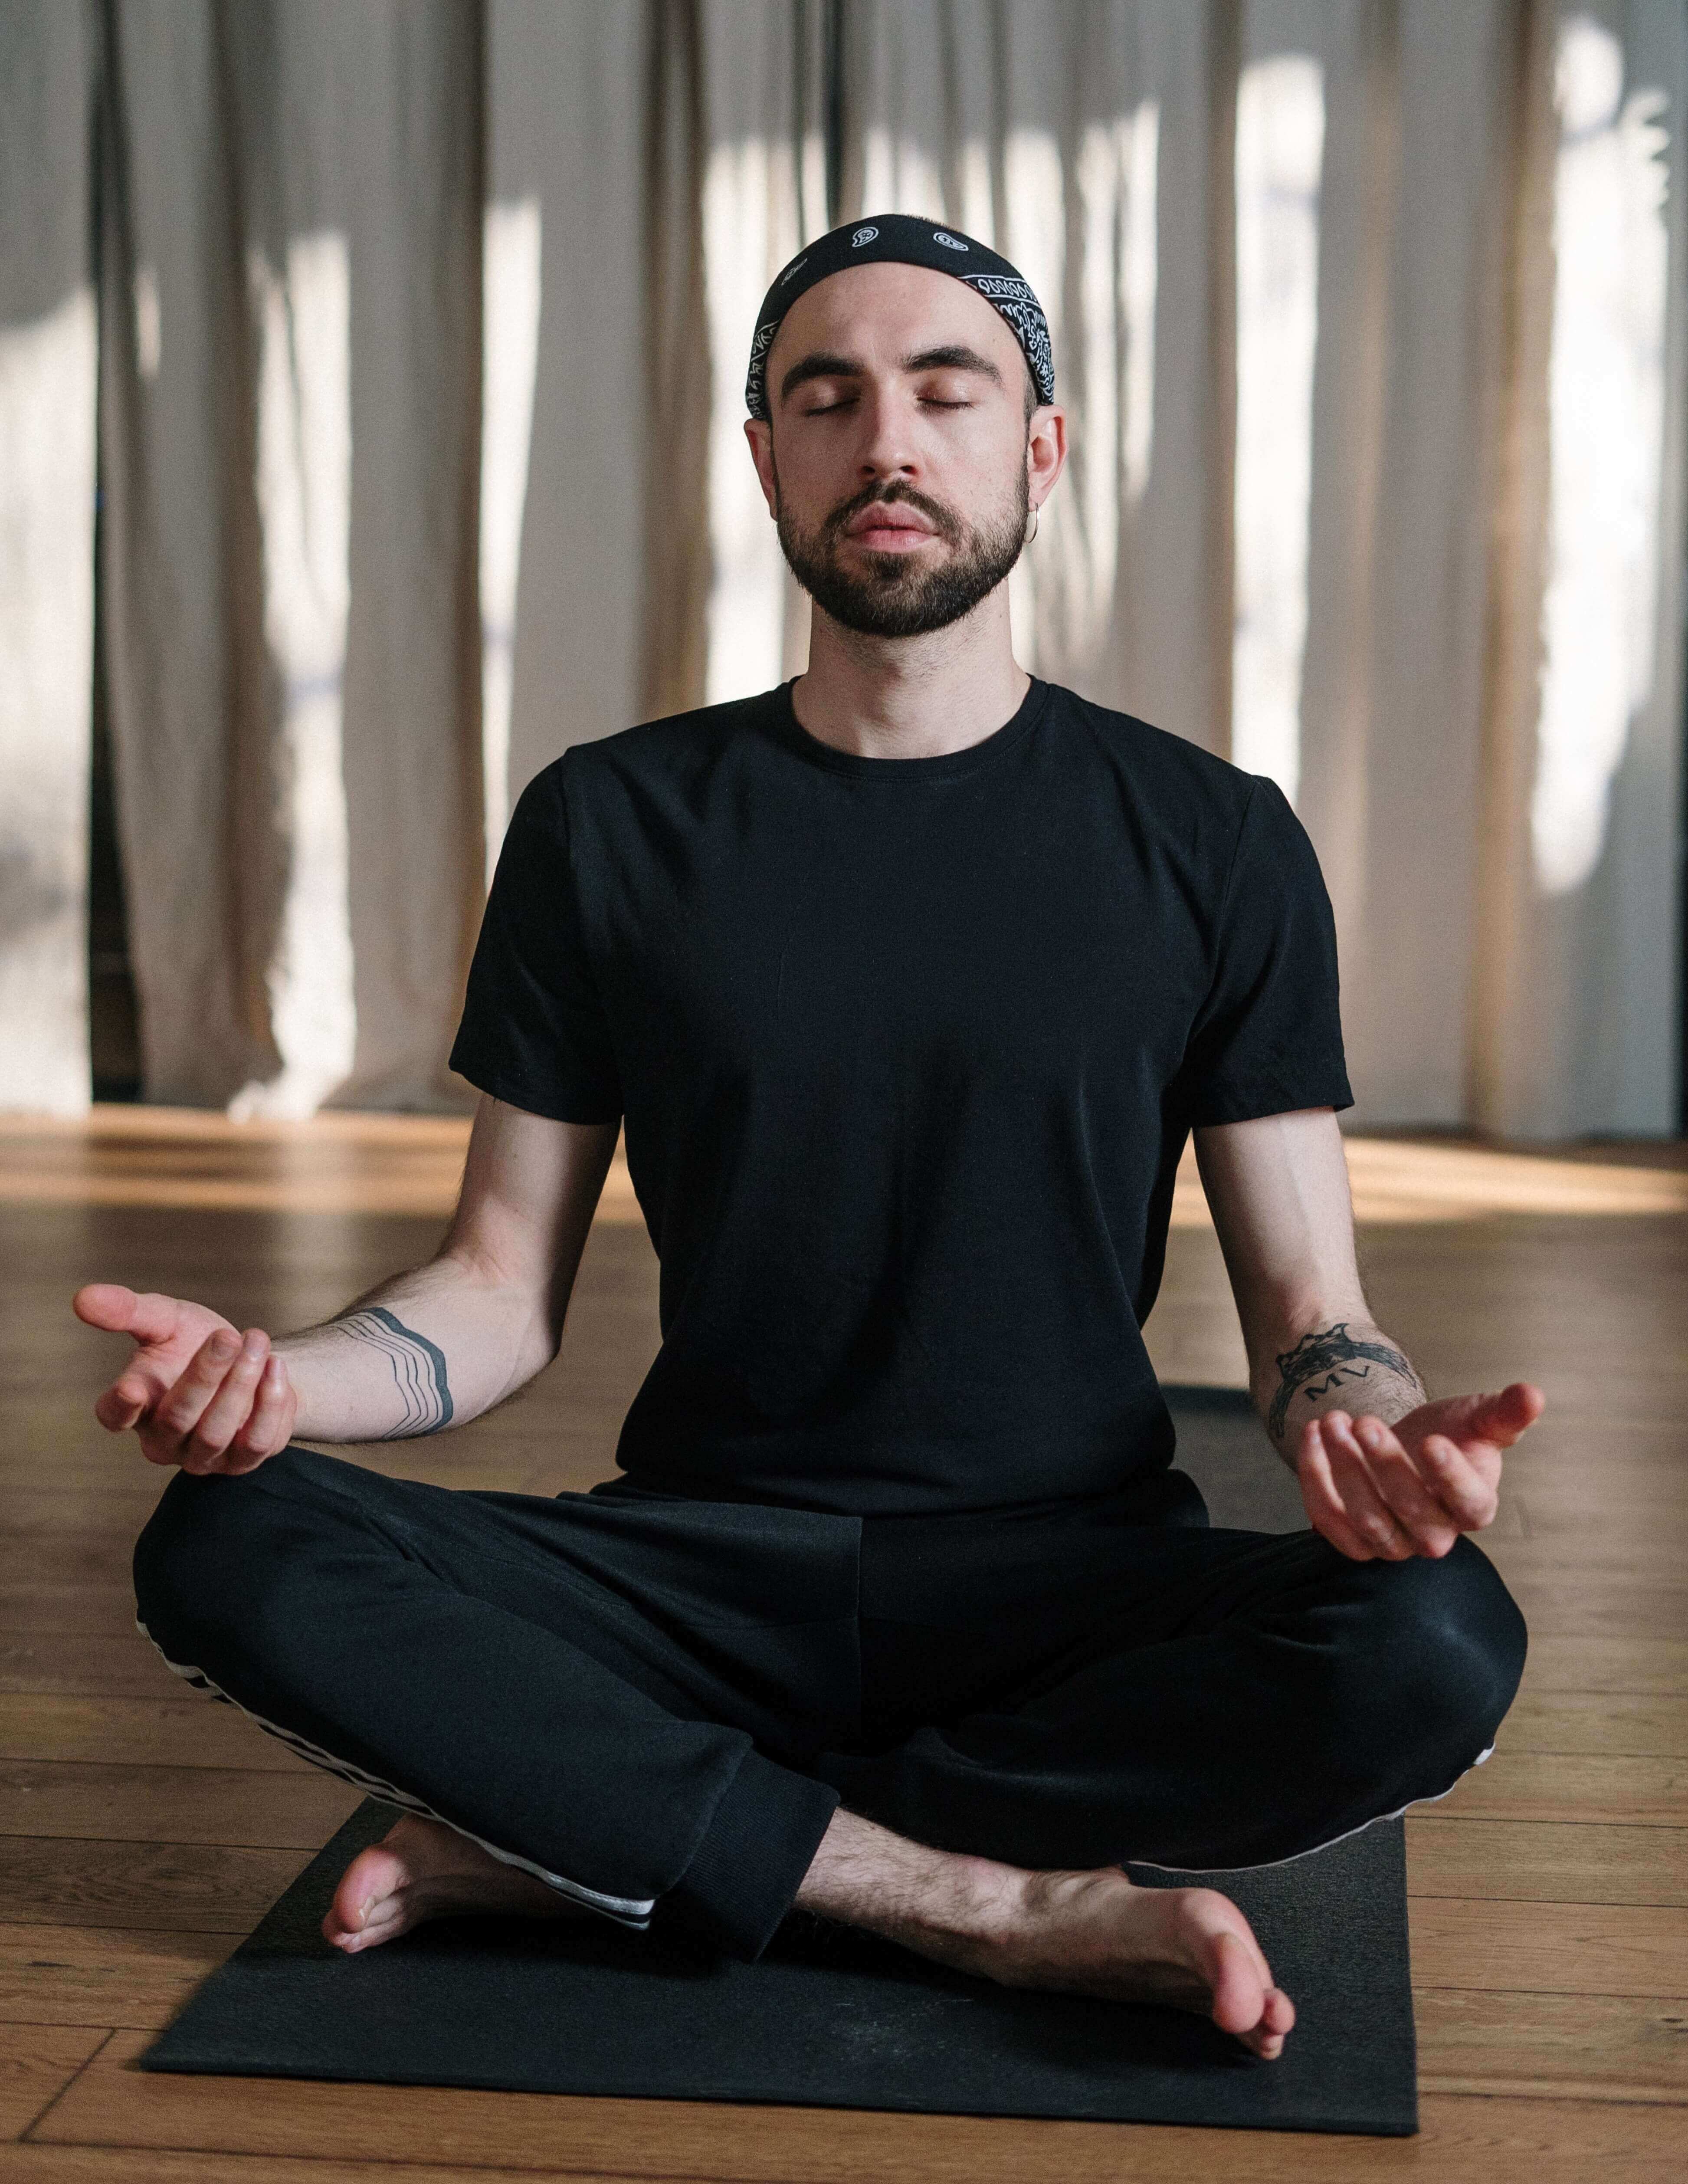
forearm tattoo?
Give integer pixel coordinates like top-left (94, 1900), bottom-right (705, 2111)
top-left (337, 1307), bottom-right (455, 1437)
top-left (1266, 1321), bottom-right (1422, 1445)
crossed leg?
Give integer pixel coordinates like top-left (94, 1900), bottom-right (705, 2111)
top-left (325, 1803), bottom-right (1295, 2059)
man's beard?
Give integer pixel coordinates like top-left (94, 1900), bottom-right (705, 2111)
top-left (774, 465), bottom-right (1029, 639)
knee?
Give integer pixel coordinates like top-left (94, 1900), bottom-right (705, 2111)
top-left (133, 1459), bottom-right (301, 1665)
top-left (1338, 1538), bottom-right (1527, 1766)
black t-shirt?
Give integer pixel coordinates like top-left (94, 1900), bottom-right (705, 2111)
top-left (450, 678), bottom-right (1351, 1517)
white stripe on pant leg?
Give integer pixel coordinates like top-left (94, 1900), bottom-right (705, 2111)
top-left (137, 1617), bottom-right (656, 1927)
top-left (1129, 1744), bottom-right (1496, 1876)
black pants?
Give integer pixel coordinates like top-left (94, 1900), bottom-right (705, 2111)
top-left (133, 1447), bottom-right (1526, 1959)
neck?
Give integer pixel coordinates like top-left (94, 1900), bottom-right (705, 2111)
top-left (790, 586), bottom-right (1030, 759)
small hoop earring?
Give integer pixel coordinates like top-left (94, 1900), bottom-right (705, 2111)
top-left (1025, 504), bottom-right (1039, 545)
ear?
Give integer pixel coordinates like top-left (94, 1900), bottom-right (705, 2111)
top-left (744, 418), bottom-right (780, 519)
top-left (1026, 404), bottom-right (1067, 514)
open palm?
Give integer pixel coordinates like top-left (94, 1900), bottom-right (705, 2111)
top-left (73, 1283), bottom-right (294, 1472)
top-left (1297, 1382), bottom-right (1544, 1561)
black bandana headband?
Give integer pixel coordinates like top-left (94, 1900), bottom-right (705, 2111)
top-left (745, 213), bottom-right (1055, 420)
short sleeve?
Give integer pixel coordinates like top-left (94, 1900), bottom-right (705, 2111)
top-left (1179, 777), bottom-right (1352, 1126)
top-left (448, 761), bottom-right (623, 1124)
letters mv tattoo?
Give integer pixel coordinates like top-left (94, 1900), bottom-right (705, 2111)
top-left (340, 1307), bottom-right (454, 1437)
top-left (1267, 1321), bottom-right (1416, 1443)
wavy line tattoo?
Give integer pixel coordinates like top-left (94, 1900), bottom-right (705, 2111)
top-left (338, 1307), bottom-right (454, 1438)
top-left (1267, 1321), bottom-right (1420, 1445)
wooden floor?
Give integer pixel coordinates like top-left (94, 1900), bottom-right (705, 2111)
top-left (2, 1108), bottom-right (1685, 2182)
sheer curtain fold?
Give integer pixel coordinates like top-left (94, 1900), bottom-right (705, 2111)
top-left (489, 0), bottom-right (645, 813)
top-left (1473, 0), bottom-right (1687, 1136)
top-left (0, 1), bottom-right (99, 1113)
top-left (99, 0), bottom-right (485, 1114)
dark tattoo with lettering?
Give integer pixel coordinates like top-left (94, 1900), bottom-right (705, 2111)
top-left (1266, 1321), bottom-right (1420, 1444)
top-left (339, 1307), bottom-right (454, 1437)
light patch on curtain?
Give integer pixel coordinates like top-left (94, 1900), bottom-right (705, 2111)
top-left (702, 139), bottom-right (812, 704)
top-left (0, 286), bottom-right (96, 1115)
top-left (1232, 53), bottom-right (1324, 806)
top-left (132, 265), bottom-right (162, 382)
top-left (858, 129), bottom-right (946, 222)
top-left (229, 232), bottom-right (355, 1123)
top-left (480, 197), bottom-right (542, 885)
top-left (1531, 16), bottom-right (1669, 899)
top-left (1003, 128), bottom-right (1065, 670)
top-left (1057, 99), bottom-right (1159, 671)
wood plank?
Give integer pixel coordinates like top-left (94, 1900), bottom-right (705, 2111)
top-left (0, 1926), bottom-right (231, 2030)
top-left (1482, 1538), bottom-right (1688, 1588)
top-left (0, 2152), bottom-right (694, 2184)
top-left (1406, 1818), bottom-right (1688, 1906)
top-left (0, 1636), bottom-right (187, 1702)
top-left (0, 1764), bottom-right (360, 1848)
top-left (0, 1836), bottom-right (311, 1934)
top-left (1500, 1692), bottom-right (1688, 1757)
top-left (0, 1590), bottom-right (142, 1642)
top-left (1520, 1637), bottom-right (1688, 1697)
top-left (1476, 1537), bottom-right (1685, 1590)
top-left (1479, 1576), bottom-right (1688, 1644)
top-left (1409, 1898), bottom-right (1688, 1998)
top-left (23, 2031), bottom-right (1688, 2180)
top-left (0, 1539), bottom-right (135, 1594)
top-left (1417, 1988), bottom-right (1688, 2103)
top-left (0, 2027), bottom-right (109, 2143)
top-left (1511, 1479), bottom-right (1688, 1532)
top-left (0, 1698), bottom-right (319, 1775)
top-left (1435, 1751), bottom-right (1688, 1827)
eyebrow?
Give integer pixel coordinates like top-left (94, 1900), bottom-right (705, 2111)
top-left (778, 342), bottom-right (1005, 403)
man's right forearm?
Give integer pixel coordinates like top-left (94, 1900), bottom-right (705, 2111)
top-left (275, 1248), bottom-right (555, 1445)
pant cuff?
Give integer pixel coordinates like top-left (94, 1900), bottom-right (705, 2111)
top-left (667, 1746), bottom-right (839, 1959)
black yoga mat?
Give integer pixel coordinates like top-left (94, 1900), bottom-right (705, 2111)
top-left (141, 1391), bottom-right (1418, 2135)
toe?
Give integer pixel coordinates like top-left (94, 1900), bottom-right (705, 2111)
top-left (1204, 1928), bottom-right (1265, 2035)
top-left (324, 1842), bottom-right (407, 1944)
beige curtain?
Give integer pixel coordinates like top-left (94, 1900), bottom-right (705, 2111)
top-left (0, 0), bottom-right (1683, 1136)
top-left (0, 0), bottom-right (98, 1114)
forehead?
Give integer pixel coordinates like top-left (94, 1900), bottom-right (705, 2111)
top-left (767, 260), bottom-right (1023, 386)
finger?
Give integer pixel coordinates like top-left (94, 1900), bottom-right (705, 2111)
top-left (151, 1329), bottom-right (244, 1455)
top-left (225, 1354), bottom-right (293, 1471)
top-left (1297, 1425), bottom-right (1380, 1561)
top-left (1318, 1416), bottom-right (1416, 1559)
top-left (1419, 1433), bottom-right (1501, 1531)
top-left (72, 1284), bottom-right (183, 1345)
top-left (94, 1380), bottom-right (147, 1433)
top-left (1352, 1416), bottom-right (1461, 1557)
top-left (183, 1331), bottom-right (271, 1469)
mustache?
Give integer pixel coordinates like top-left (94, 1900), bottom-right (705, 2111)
top-left (823, 479), bottom-right (963, 546)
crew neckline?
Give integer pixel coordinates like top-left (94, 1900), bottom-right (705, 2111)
top-left (770, 675), bottom-right (1053, 781)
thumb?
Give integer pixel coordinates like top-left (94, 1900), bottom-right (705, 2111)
top-left (1461, 1382), bottom-right (1545, 1443)
top-left (73, 1284), bottom-right (183, 1347)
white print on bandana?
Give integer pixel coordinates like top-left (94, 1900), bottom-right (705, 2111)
top-left (933, 231), bottom-right (969, 250)
top-left (852, 226), bottom-right (878, 246)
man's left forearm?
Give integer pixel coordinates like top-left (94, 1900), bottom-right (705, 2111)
top-left (1256, 1316), bottom-right (1426, 1467)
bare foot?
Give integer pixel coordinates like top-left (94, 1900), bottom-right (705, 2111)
top-left (969, 1865), bottom-right (1296, 2060)
top-left (322, 1813), bottom-right (583, 1954)
top-left (796, 1812), bottom-right (1295, 2059)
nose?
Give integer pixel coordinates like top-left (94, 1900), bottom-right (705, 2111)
top-left (854, 381), bottom-right (921, 486)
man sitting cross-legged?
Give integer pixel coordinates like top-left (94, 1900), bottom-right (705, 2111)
top-left (79, 215), bottom-right (1536, 2065)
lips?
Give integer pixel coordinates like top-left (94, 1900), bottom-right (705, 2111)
top-left (845, 504), bottom-right (938, 546)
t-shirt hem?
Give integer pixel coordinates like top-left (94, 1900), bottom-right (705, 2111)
top-left (1188, 1067), bottom-right (1353, 1128)
top-left (448, 1051), bottom-right (623, 1127)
